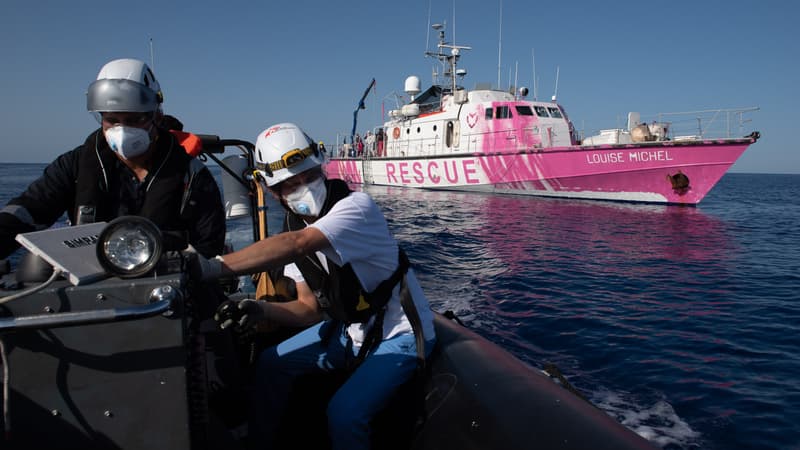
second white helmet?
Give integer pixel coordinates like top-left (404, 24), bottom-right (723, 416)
top-left (255, 123), bottom-right (322, 186)
top-left (87, 58), bottom-right (163, 116)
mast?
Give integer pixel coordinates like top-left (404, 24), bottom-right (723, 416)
top-left (425, 23), bottom-right (470, 92)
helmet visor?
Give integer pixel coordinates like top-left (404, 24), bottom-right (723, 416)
top-left (87, 78), bottom-right (160, 114)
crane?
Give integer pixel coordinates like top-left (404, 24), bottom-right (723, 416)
top-left (351, 78), bottom-right (376, 147)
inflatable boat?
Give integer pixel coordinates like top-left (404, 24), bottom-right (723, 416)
top-left (0, 135), bottom-right (655, 449)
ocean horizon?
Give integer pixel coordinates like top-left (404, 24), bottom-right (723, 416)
top-left (1, 164), bottom-right (798, 449)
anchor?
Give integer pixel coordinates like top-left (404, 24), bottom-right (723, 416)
top-left (666, 170), bottom-right (690, 194)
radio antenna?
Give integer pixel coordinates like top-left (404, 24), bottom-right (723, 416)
top-left (496, 0), bottom-right (503, 89)
top-left (425, 0), bottom-right (432, 52)
top-left (149, 37), bottom-right (155, 72)
top-left (553, 66), bottom-right (560, 102)
top-left (532, 48), bottom-right (537, 100)
top-left (452, 0), bottom-right (456, 44)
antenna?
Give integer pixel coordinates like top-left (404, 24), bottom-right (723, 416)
top-left (425, 0), bottom-right (432, 53)
top-left (149, 37), bottom-right (155, 72)
top-left (532, 48), bottom-right (537, 100)
top-left (514, 61), bottom-right (519, 95)
top-left (553, 66), bottom-right (560, 102)
top-left (452, 0), bottom-right (456, 45)
top-left (496, 0), bottom-right (503, 89)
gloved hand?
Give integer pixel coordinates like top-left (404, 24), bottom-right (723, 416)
top-left (214, 299), bottom-right (267, 332)
top-left (183, 245), bottom-right (225, 281)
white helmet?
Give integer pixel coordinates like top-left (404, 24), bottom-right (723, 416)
top-left (87, 58), bottom-right (163, 117)
top-left (255, 123), bottom-right (322, 186)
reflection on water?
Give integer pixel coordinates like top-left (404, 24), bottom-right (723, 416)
top-left (364, 185), bottom-right (734, 319)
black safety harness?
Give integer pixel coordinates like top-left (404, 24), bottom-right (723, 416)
top-left (284, 179), bottom-right (426, 369)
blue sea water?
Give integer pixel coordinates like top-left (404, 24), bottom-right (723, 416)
top-left (1, 163), bottom-right (798, 450)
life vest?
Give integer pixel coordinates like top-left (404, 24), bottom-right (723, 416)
top-left (72, 129), bottom-right (201, 235)
top-left (284, 179), bottom-right (408, 324)
top-left (169, 129), bottom-right (204, 157)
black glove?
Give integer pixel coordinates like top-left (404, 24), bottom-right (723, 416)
top-left (214, 299), bottom-right (266, 332)
top-left (183, 245), bottom-right (225, 281)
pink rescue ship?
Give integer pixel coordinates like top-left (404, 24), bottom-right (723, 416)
top-left (325, 25), bottom-right (760, 205)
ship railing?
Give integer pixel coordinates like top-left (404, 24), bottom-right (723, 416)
top-left (581, 107), bottom-right (760, 141)
top-left (378, 129), bottom-right (528, 158)
top-left (654, 107), bottom-right (759, 139)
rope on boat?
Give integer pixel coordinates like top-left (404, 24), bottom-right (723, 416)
top-left (1, 338), bottom-right (8, 440)
top-left (542, 362), bottom-right (591, 404)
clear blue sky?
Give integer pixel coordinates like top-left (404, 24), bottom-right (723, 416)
top-left (1, 0), bottom-right (797, 173)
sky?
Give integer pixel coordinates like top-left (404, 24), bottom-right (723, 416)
top-left (1, 0), bottom-right (798, 173)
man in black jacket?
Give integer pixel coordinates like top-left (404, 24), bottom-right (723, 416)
top-left (0, 58), bottom-right (225, 260)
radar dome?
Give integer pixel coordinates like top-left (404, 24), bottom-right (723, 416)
top-left (405, 76), bottom-right (421, 96)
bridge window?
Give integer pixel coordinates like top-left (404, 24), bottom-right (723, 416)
top-left (547, 107), bottom-right (563, 118)
top-left (496, 105), bottom-right (511, 119)
top-left (534, 106), bottom-right (550, 117)
top-left (515, 105), bottom-right (534, 116)
top-left (485, 108), bottom-right (493, 119)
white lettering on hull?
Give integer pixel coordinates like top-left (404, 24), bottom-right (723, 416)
top-left (586, 150), bottom-right (674, 164)
top-left (385, 160), bottom-right (481, 185)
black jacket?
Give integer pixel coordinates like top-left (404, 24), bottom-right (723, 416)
top-left (0, 128), bottom-right (226, 259)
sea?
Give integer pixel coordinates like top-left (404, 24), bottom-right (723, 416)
top-left (1, 163), bottom-right (798, 450)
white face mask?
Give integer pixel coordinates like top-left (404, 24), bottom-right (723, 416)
top-left (104, 125), bottom-right (152, 159)
top-left (284, 177), bottom-right (327, 217)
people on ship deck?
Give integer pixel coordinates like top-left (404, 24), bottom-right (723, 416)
top-left (376, 128), bottom-right (385, 157)
top-left (188, 122), bottom-right (436, 450)
top-left (365, 130), bottom-right (375, 156)
top-left (343, 137), bottom-right (354, 157)
top-left (355, 133), bottom-right (364, 156)
top-left (0, 58), bottom-right (226, 260)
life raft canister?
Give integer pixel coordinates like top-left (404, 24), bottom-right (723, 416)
top-left (392, 127), bottom-right (401, 139)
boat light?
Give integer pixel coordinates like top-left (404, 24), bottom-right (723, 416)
top-left (97, 216), bottom-right (162, 278)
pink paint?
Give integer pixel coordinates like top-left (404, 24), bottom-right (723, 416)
top-left (473, 102), bottom-right (542, 154)
top-left (325, 137), bottom-right (755, 205)
top-left (326, 159), bottom-right (362, 184)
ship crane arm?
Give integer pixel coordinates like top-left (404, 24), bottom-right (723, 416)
top-left (351, 78), bottom-right (376, 143)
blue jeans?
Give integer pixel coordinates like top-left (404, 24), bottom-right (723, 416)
top-left (249, 321), bottom-right (434, 450)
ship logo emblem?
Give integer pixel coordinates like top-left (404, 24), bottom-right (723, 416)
top-left (467, 111), bottom-right (478, 128)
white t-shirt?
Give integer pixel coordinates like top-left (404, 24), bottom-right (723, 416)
top-left (283, 191), bottom-right (435, 349)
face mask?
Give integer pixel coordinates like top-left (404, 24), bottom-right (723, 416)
top-left (284, 176), bottom-right (327, 217)
top-left (104, 125), bottom-right (152, 159)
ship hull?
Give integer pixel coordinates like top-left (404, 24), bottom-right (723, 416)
top-left (326, 138), bottom-right (754, 204)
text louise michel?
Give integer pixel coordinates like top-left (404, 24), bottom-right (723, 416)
top-left (586, 150), bottom-right (674, 165)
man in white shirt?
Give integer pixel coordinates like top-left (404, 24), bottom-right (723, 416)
top-left (190, 123), bottom-right (436, 450)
